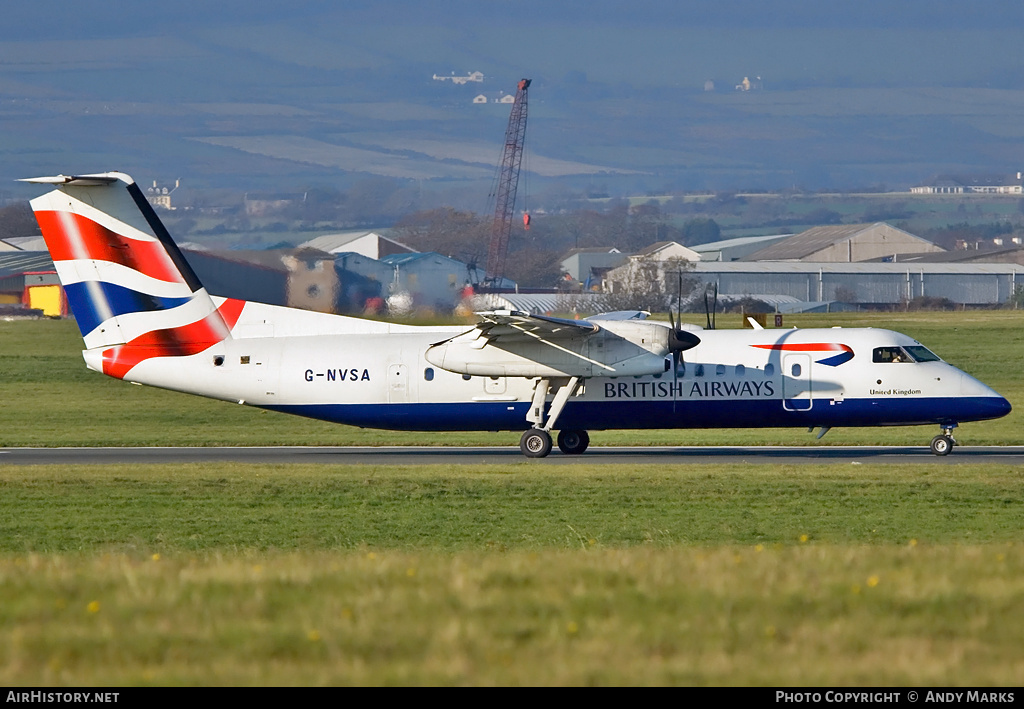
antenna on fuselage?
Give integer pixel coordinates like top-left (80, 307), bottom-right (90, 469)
top-left (704, 282), bottom-right (718, 330)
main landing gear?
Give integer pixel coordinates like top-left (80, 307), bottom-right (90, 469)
top-left (930, 423), bottom-right (957, 456)
top-left (518, 377), bottom-right (590, 458)
top-left (520, 429), bottom-right (552, 458)
top-left (557, 429), bottom-right (590, 455)
top-left (519, 428), bottom-right (591, 458)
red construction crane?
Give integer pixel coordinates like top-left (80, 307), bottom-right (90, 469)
top-left (485, 78), bottom-right (530, 287)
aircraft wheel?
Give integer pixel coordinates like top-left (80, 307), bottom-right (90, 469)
top-left (520, 429), bottom-right (553, 458)
top-left (930, 435), bottom-right (954, 456)
top-left (557, 429), bottom-right (590, 455)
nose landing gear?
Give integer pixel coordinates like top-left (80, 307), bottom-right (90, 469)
top-left (930, 424), bottom-right (957, 456)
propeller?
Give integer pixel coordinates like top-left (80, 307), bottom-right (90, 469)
top-left (667, 270), bottom-right (700, 412)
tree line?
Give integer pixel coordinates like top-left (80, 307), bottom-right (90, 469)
top-left (391, 204), bottom-right (720, 287)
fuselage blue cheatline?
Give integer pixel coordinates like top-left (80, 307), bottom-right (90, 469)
top-left (23, 172), bottom-right (1011, 457)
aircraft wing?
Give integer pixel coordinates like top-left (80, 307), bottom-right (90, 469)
top-left (473, 310), bottom-right (600, 343)
top-left (427, 309), bottom-right (682, 378)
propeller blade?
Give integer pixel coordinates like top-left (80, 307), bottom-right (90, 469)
top-left (666, 269), bottom-right (696, 414)
top-left (672, 349), bottom-right (679, 414)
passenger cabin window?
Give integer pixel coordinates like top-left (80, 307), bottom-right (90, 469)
top-left (791, 363), bottom-right (802, 377)
top-left (764, 363), bottom-right (775, 377)
top-left (715, 364), bottom-right (726, 376)
top-left (424, 368), bottom-right (434, 381)
top-left (735, 364), bottom-right (745, 377)
top-left (694, 364), bottom-right (705, 377)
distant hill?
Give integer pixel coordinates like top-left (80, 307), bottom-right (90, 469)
top-left (3, 3), bottom-right (1024, 197)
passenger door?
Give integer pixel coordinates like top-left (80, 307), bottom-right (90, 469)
top-left (783, 354), bottom-right (812, 411)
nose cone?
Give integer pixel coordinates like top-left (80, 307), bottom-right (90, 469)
top-left (977, 395), bottom-right (1012, 421)
top-left (959, 372), bottom-right (1012, 421)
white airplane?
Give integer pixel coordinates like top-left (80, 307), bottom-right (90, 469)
top-left (24, 172), bottom-right (1011, 457)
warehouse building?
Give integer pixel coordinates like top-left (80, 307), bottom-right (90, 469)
top-left (381, 252), bottom-right (474, 313)
top-left (744, 223), bottom-right (944, 262)
top-left (182, 249), bottom-right (289, 307)
top-left (559, 247), bottom-right (623, 282)
top-left (689, 234), bottom-right (793, 262)
top-left (0, 252), bottom-right (66, 317)
top-left (299, 231), bottom-right (416, 260)
top-left (689, 261), bottom-right (1024, 308)
top-left (333, 252), bottom-right (393, 314)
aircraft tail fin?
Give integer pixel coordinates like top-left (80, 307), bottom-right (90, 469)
top-left (25, 173), bottom-right (243, 379)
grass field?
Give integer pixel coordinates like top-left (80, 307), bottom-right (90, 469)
top-left (2, 312), bottom-right (1023, 685)
top-left (1, 464), bottom-right (1023, 685)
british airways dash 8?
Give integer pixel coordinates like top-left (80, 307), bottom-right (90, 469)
top-left (24, 172), bottom-right (1010, 457)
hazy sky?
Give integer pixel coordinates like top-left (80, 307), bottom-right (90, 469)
top-left (8, 2), bottom-right (1022, 90)
top-left (7, 1), bottom-right (1021, 96)
top-left (3, 2), bottom-right (1024, 192)
top-left (5, 1), bottom-right (1022, 35)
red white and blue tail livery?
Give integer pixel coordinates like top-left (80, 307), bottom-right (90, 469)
top-left (28, 173), bottom-right (244, 380)
top-left (25, 172), bottom-right (1010, 457)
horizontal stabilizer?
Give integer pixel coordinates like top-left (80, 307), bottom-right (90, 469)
top-left (590, 310), bottom-right (650, 321)
top-left (20, 173), bottom-right (124, 186)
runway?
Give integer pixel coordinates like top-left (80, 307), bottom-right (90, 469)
top-left (3, 445), bottom-right (1024, 465)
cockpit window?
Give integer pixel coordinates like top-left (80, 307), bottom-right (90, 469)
top-left (873, 347), bottom-right (909, 363)
top-left (873, 346), bottom-right (941, 363)
top-left (903, 345), bottom-right (941, 362)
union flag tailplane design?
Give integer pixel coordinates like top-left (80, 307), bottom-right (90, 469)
top-left (25, 173), bottom-right (244, 379)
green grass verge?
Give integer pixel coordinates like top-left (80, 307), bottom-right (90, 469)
top-left (1, 463), bottom-right (1023, 685)
top-left (4, 546), bottom-right (1023, 686)
top-left (3, 463), bottom-right (1023, 551)
top-left (2, 311), bottom-right (1022, 447)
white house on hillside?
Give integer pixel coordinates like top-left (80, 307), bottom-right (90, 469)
top-left (602, 241), bottom-right (701, 295)
top-left (632, 241), bottom-right (702, 262)
top-left (911, 173), bottom-right (1023, 195)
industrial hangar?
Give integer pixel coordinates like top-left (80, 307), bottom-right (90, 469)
top-left (601, 222), bottom-right (1024, 312)
top-left (689, 261), bottom-right (1023, 309)
top-left (3, 221), bottom-right (1024, 320)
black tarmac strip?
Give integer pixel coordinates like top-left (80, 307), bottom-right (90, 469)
top-left (3, 446), bottom-right (1024, 466)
